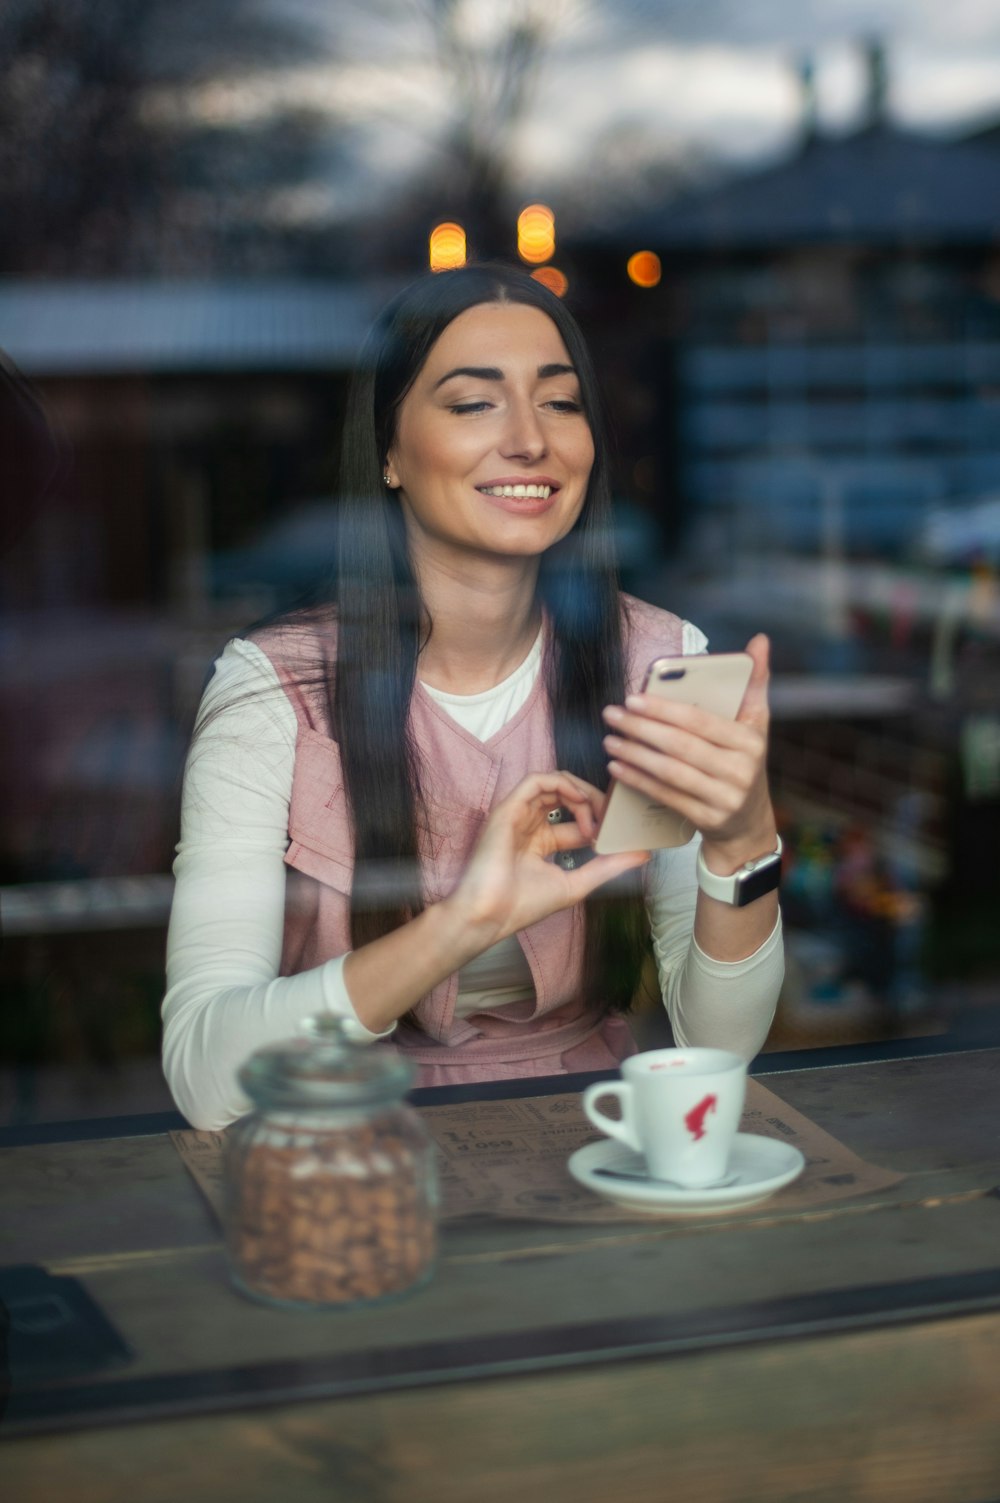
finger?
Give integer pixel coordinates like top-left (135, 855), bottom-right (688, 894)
top-left (550, 771), bottom-right (606, 808)
top-left (607, 755), bottom-right (774, 846)
top-left (513, 769), bottom-right (604, 807)
top-left (608, 697), bottom-right (764, 755)
top-left (602, 735), bottom-right (764, 840)
top-left (737, 634), bottom-right (770, 730)
top-left (548, 788), bottom-right (603, 841)
top-left (604, 744), bottom-right (754, 822)
top-left (606, 757), bottom-right (731, 833)
top-left (536, 773), bottom-right (607, 835)
top-left (604, 722), bottom-right (762, 784)
top-left (547, 819), bottom-right (600, 853)
top-left (560, 849), bottom-right (650, 901)
top-left (496, 771), bottom-right (605, 840)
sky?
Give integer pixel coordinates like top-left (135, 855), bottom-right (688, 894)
top-left (519, 0), bottom-right (1000, 178)
top-left (149, 0), bottom-right (1000, 223)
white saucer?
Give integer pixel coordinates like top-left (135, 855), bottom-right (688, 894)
top-left (568, 1132), bottom-right (806, 1216)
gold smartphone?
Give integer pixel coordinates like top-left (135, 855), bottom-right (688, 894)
top-left (593, 652), bottom-right (753, 855)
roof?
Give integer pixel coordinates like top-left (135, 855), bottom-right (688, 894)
top-left (0, 279), bottom-right (401, 377)
top-left (606, 125), bottom-right (1000, 252)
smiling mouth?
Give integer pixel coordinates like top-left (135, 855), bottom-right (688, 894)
top-left (476, 484), bottom-right (554, 499)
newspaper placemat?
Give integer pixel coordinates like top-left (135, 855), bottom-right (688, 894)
top-left (170, 1078), bottom-right (903, 1226)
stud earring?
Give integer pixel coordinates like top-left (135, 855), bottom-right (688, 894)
top-left (383, 470), bottom-right (393, 488)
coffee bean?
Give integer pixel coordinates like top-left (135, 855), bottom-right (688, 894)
top-left (226, 1122), bottom-right (436, 1306)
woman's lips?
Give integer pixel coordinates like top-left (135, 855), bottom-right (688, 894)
top-left (476, 485), bottom-right (559, 516)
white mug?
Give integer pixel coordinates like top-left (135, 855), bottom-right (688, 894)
top-left (582, 1048), bottom-right (747, 1188)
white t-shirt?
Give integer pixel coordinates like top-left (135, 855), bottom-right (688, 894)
top-left (162, 622), bottom-right (783, 1129)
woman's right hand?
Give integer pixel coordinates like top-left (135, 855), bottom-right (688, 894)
top-left (345, 771), bottom-right (648, 1036)
top-left (446, 770), bottom-right (650, 947)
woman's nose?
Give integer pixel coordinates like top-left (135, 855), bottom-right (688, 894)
top-left (499, 400), bottom-right (547, 462)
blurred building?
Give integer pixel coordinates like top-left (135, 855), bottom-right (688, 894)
top-left (573, 80), bottom-right (1000, 1022)
top-left (580, 117), bottom-right (1000, 573)
top-left (1, 278), bottom-right (407, 1116)
top-left (0, 280), bottom-right (392, 887)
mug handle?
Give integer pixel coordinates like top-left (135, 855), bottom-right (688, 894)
top-left (581, 1082), bottom-right (641, 1153)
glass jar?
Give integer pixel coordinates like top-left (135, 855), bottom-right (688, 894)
top-left (223, 1017), bottom-right (437, 1310)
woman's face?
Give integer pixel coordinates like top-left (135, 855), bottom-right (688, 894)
top-left (386, 301), bottom-right (595, 568)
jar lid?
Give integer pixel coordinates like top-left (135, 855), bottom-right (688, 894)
top-left (238, 1015), bottom-right (414, 1110)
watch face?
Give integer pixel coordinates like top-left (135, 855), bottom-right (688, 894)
top-left (735, 858), bottom-right (782, 908)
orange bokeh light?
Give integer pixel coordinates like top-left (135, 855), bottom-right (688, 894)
top-left (429, 221), bottom-right (467, 272)
top-left (627, 250), bottom-right (662, 288)
top-left (517, 204), bottom-right (556, 265)
top-left (530, 266), bottom-right (568, 298)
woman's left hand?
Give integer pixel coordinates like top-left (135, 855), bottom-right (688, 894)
top-left (601, 633), bottom-right (778, 873)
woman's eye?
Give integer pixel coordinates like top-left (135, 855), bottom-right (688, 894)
top-left (449, 400), bottom-right (492, 414)
top-left (546, 399), bottom-right (583, 413)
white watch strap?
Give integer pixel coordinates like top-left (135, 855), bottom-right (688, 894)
top-left (696, 836), bottom-right (783, 905)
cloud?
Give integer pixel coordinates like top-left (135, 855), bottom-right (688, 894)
top-left (592, 0), bottom-right (1000, 52)
top-left (517, 0), bottom-right (1000, 178)
top-left (893, 47), bottom-right (1000, 128)
top-left (147, 0), bottom-right (1000, 210)
top-left (514, 42), bottom-right (801, 180)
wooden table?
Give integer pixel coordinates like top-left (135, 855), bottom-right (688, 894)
top-left (2, 1041), bottom-right (1000, 1503)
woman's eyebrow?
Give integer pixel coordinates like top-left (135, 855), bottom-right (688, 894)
top-left (433, 362), bottom-right (577, 389)
top-left (434, 365), bottom-right (502, 389)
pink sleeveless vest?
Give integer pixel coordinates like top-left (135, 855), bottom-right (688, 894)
top-left (253, 595), bottom-right (684, 1086)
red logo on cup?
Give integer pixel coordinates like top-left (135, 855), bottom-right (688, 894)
top-left (684, 1094), bottom-right (717, 1141)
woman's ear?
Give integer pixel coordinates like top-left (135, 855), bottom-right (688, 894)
top-left (383, 455), bottom-right (399, 490)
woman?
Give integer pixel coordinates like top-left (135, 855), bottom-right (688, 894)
top-left (162, 264), bottom-right (783, 1131)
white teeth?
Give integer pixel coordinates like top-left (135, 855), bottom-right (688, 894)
top-left (479, 484), bottom-right (552, 499)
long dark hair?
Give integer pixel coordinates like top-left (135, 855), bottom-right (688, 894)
top-left (326, 263), bottom-right (647, 1016)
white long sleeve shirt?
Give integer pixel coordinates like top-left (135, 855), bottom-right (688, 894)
top-left (162, 623), bottom-right (783, 1127)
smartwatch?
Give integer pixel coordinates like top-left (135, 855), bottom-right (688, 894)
top-left (696, 837), bottom-right (783, 908)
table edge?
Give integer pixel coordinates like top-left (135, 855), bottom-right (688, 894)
top-left (5, 1264), bottom-right (1000, 1439)
top-left (2, 1032), bottom-right (999, 1148)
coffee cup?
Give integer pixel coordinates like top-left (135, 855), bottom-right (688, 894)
top-left (581, 1048), bottom-right (747, 1189)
